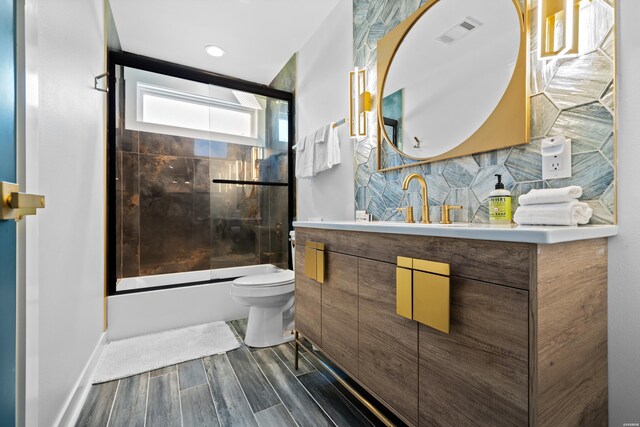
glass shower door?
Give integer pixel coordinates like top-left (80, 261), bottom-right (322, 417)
top-left (208, 90), bottom-right (290, 270)
top-left (112, 61), bottom-right (292, 293)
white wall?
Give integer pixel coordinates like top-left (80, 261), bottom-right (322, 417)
top-left (23, 0), bottom-right (106, 424)
top-left (609, 1), bottom-right (640, 424)
top-left (296, 0), bottom-right (355, 221)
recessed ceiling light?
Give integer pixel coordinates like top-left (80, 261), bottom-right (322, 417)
top-left (205, 45), bottom-right (225, 57)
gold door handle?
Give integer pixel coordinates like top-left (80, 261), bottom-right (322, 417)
top-left (1, 182), bottom-right (46, 221)
top-left (9, 192), bottom-right (46, 209)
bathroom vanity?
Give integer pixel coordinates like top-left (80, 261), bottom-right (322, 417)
top-left (293, 221), bottom-right (617, 427)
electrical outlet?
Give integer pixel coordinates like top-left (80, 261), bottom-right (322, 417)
top-left (355, 210), bottom-right (372, 222)
top-left (542, 137), bottom-right (572, 180)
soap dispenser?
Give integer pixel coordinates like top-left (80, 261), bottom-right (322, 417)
top-left (489, 174), bottom-right (512, 224)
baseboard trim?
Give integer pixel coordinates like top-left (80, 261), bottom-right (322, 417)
top-left (54, 332), bottom-right (106, 427)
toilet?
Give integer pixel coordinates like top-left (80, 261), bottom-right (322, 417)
top-left (229, 231), bottom-right (296, 348)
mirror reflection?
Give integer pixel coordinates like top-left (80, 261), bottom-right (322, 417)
top-left (380, 0), bottom-right (522, 159)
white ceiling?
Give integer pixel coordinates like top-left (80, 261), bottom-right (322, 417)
top-left (109, 0), bottom-right (342, 85)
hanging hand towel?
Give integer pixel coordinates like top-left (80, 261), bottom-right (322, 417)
top-left (513, 200), bottom-right (592, 226)
top-left (518, 186), bottom-right (583, 206)
top-left (295, 134), bottom-right (315, 179)
top-left (312, 123), bottom-right (340, 175)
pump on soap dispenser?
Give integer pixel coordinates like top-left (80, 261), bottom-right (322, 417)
top-left (488, 174), bottom-right (512, 224)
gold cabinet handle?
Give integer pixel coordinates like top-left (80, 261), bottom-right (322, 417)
top-left (316, 246), bottom-right (325, 284)
top-left (396, 266), bottom-right (413, 319)
top-left (396, 256), bottom-right (451, 333)
top-left (413, 270), bottom-right (450, 334)
top-left (305, 246), bottom-right (318, 281)
top-left (304, 241), bottom-right (325, 284)
top-left (1, 181), bottom-right (46, 221)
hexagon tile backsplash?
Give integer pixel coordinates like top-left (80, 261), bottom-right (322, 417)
top-left (352, 0), bottom-right (615, 224)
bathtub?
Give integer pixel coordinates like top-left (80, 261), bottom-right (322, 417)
top-left (107, 264), bottom-right (282, 340)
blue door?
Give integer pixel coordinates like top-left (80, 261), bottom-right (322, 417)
top-left (0, 0), bottom-right (16, 425)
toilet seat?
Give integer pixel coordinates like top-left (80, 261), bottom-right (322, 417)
top-left (233, 270), bottom-right (295, 288)
top-left (231, 270), bottom-right (295, 299)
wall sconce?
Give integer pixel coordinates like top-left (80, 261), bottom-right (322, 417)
top-left (538, 0), bottom-right (586, 59)
top-left (349, 68), bottom-right (372, 137)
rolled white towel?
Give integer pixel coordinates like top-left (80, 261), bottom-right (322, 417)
top-left (518, 186), bottom-right (583, 206)
top-left (514, 200), bottom-right (592, 226)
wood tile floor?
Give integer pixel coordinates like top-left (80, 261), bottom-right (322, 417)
top-left (75, 319), bottom-right (385, 427)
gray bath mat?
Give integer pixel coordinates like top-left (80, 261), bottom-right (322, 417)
top-left (93, 321), bottom-right (240, 383)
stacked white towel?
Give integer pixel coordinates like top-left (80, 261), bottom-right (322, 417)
top-left (514, 186), bottom-right (592, 226)
top-left (518, 186), bottom-right (583, 205)
top-left (295, 123), bottom-right (340, 179)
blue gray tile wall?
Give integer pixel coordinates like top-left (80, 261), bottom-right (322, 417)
top-left (353, 0), bottom-right (615, 224)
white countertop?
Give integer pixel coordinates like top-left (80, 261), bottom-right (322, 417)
top-left (293, 220), bottom-right (619, 244)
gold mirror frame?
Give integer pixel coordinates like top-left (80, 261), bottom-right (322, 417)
top-left (376, 0), bottom-right (530, 172)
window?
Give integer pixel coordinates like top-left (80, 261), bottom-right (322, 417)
top-left (138, 83), bottom-right (258, 138)
top-left (123, 67), bottom-right (266, 147)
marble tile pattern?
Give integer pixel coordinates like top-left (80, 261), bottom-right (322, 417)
top-left (270, 54), bottom-right (296, 93)
top-left (353, 0), bottom-right (616, 224)
top-left (116, 126), bottom-right (290, 278)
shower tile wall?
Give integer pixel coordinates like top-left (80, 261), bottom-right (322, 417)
top-left (117, 131), bottom-right (212, 277)
top-left (353, 0), bottom-right (615, 224)
top-left (116, 130), bottom-right (290, 278)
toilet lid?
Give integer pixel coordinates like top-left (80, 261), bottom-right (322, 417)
top-left (233, 270), bottom-right (295, 287)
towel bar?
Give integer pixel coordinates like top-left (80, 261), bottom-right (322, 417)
top-left (332, 117), bottom-right (348, 128)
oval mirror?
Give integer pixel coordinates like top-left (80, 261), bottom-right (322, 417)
top-left (377, 0), bottom-right (528, 167)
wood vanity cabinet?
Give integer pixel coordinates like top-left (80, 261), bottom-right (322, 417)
top-left (294, 227), bottom-right (608, 427)
top-left (419, 276), bottom-right (529, 426)
top-left (358, 257), bottom-right (420, 424)
top-left (321, 251), bottom-right (359, 376)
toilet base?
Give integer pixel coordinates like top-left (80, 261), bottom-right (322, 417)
top-left (245, 332), bottom-right (295, 349)
top-left (244, 305), bottom-right (295, 348)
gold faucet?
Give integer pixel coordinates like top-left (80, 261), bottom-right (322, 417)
top-left (396, 206), bottom-right (415, 223)
top-left (401, 173), bottom-right (430, 224)
top-left (440, 205), bottom-right (463, 224)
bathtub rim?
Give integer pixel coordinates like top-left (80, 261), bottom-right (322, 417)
top-left (114, 264), bottom-right (283, 295)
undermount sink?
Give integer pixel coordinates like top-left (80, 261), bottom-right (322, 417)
top-left (424, 222), bottom-right (472, 227)
top-left (373, 221), bottom-right (473, 227)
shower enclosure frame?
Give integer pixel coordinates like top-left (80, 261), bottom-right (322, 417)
top-left (106, 50), bottom-right (295, 296)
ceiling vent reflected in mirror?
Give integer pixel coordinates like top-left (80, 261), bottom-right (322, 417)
top-left (436, 17), bottom-right (483, 45)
